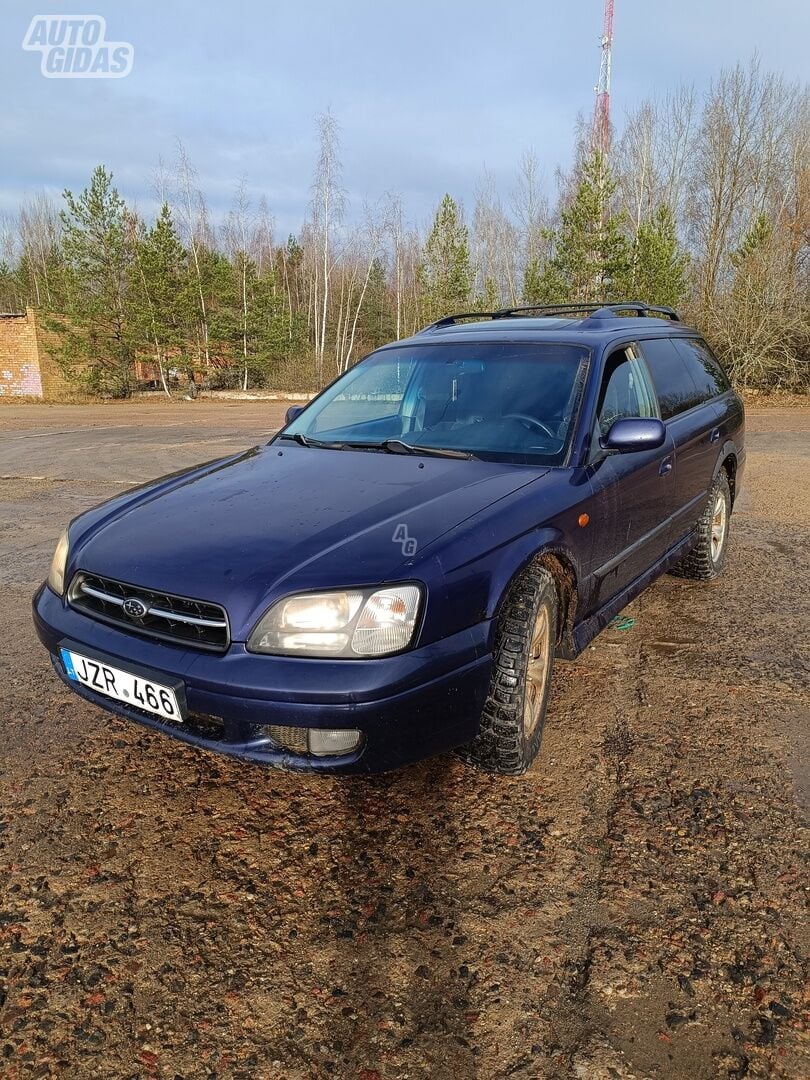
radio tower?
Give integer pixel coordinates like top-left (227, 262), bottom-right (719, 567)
top-left (593, 0), bottom-right (614, 153)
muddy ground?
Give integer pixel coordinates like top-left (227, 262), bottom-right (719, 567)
top-left (0, 402), bottom-right (808, 1079)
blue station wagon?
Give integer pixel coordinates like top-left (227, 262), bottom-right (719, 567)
top-left (33, 303), bottom-right (745, 774)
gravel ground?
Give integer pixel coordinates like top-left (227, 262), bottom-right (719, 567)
top-left (0, 403), bottom-right (808, 1079)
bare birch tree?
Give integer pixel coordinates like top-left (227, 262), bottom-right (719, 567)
top-left (338, 199), bottom-right (391, 372)
top-left (389, 194), bottom-right (406, 339)
top-left (686, 61), bottom-right (771, 303)
top-left (225, 178), bottom-right (256, 390)
top-left (19, 194), bottom-right (62, 308)
top-left (173, 141), bottom-right (212, 366)
top-left (308, 112), bottom-right (346, 382)
top-left (473, 169), bottom-right (520, 306)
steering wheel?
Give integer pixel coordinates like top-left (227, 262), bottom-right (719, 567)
top-left (503, 414), bottom-right (558, 440)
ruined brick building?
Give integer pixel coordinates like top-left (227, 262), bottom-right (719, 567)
top-left (0, 309), bottom-right (70, 399)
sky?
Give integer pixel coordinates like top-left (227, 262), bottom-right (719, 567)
top-left (4, 0), bottom-right (810, 237)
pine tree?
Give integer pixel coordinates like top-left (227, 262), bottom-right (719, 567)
top-left (252, 265), bottom-right (296, 375)
top-left (130, 203), bottom-right (189, 395)
top-left (55, 166), bottom-right (136, 395)
top-left (417, 194), bottom-right (473, 322)
top-left (523, 236), bottom-right (564, 304)
top-left (205, 248), bottom-right (244, 384)
top-left (730, 213), bottom-right (772, 269)
top-left (524, 151), bottom-right (630, 304)
top-left (204, 247), bottom-right (291, 389)
top-left (629, 203), bottom-right (690, 309)
top-left (476, 276), bottom-right (500, 313)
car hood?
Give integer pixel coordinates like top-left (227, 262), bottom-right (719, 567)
top-left (72, 443), bottom-right (548, 639)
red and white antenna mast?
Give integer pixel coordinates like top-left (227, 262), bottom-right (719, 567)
top-left (593, 0), bottom-right (614, 153)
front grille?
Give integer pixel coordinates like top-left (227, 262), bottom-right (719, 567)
top-left (68, 572), bottom-right (230, 651)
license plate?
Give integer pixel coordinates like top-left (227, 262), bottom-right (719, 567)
top-left (60, 648), bottom-right (182, 722)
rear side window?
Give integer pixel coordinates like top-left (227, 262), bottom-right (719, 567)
top-left (639, 337), bottom-right (703, 419)
top-left (672, 338), bottom-right (731, 399)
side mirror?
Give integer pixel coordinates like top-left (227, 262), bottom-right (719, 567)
top-left (285, 405), bottom-right (304, 425)
top-left (601, 417), bottom-right (666, 452)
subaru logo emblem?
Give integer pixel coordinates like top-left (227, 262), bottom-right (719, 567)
top-left (123, 597), bottom-right (148, 619)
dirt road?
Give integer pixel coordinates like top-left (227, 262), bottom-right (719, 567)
top-left (1, 403), bottom-right (808, 1079)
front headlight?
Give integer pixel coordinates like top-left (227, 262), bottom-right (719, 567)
top-left (47, 528), bottom-right (70, 596)
top-left (247, 584), bottom-right (422, 658)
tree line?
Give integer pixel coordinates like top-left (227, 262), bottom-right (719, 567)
top-left (1, 59), bottom-right (807, 395)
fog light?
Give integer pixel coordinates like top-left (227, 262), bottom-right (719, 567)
top-left (307, 728), bottom-right (361, 757)
top-left (258, 724), bottom-right (361, 758)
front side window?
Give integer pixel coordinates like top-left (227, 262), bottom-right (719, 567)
top-left (284, 342), bottom-right (590, 465)
top-left (639, 337), bottom-right (703, 419)
top-left (596, 347), bottom-right (658, 437)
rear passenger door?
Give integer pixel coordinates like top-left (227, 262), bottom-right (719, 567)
top-left (638, 336), bottom-right (724, 543)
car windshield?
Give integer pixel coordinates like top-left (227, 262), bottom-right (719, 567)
top-left (282, 341), bottom-right (589, 465)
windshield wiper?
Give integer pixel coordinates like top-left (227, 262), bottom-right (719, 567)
top-left (277, 433), bottom-right (474, 459)
top-left (380, 439), bottom-right (473, 459)
top-left (366, 439), bottom-right (474, 460)
top-left (276, 432), bottom-right (348, 450)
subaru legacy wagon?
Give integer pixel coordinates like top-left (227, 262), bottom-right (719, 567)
top-left (33, 303), bottom-right (744, 774)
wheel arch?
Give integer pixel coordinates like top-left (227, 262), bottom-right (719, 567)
top-left (491, 542), bottom-right (581, 660)
top-left (714, 442), bottom-right (738, 504)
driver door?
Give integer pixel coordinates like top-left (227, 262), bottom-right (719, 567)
top-left (586, 345), bottom-right (676, 607)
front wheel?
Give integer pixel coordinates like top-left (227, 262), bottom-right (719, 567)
top-left (458, 563), bottom-right (558, 775)
top-left (670, 471), bottom-right (732, 580)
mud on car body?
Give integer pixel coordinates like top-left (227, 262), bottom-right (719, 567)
top-left (34, 302), bottom-right (745, 774)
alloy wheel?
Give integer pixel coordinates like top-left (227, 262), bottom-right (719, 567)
top-left (524, 605), bottom-right (551, 738)
top-left (710, 490), bottom-right (728, 563)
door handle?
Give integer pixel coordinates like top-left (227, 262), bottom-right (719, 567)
top-left (710, 428), bottom-right (721, 444)
top-left (659, 456), bottom-right (673, 476)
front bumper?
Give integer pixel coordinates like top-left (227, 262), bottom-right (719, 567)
top-left (33, 585), bottom-right (493, 774)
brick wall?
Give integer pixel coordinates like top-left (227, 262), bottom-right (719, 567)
top-left (0, 311), bottom-right (43, 397)
top-left (0, 309), bottom-right (71, 400)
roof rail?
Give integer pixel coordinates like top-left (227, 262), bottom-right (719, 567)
top-left (419, 301), bottom-right (680, 332)
top-left (584, 303), bottom-right (680, 322)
